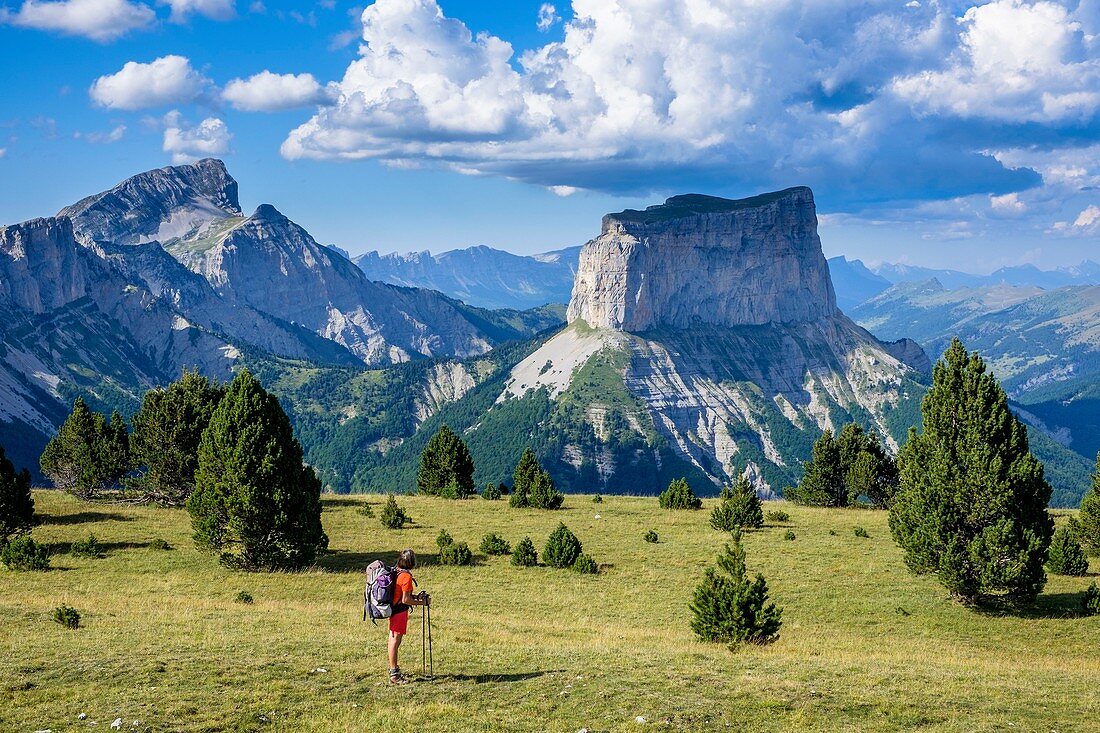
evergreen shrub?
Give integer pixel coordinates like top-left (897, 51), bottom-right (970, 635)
top-left (659, 478), bottom-right (701, 510)
top-left (512, 537), bottom-right (538, 567)
top-left (690, 530), bottom-right (781, 645)
top-left (543, 523), bottom-right (582, 568)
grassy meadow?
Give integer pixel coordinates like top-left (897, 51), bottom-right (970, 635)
top-left (2, 491), bottom-right (1097, 732)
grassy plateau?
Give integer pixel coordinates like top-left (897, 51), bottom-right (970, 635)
top-left (1, 491), bottom-right (1097, 732)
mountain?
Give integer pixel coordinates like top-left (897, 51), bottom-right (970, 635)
top-left (826, 256), bottom-right (893, 312)
top-left (354, 244), bottom-right (582, 310)
top-left (0, 160), bottom-right (561, 476)
top-left (851, 280), bottom-right (1100, 505)
top-left (300, 188), bottom-right (930, 498)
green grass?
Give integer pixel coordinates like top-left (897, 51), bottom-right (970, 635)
top-left (2, 492), bottom-right (1098, 732)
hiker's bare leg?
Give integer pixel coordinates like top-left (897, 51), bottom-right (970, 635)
top-left (388, 630), bottom-right (403, 669)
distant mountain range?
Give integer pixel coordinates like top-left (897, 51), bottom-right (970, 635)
top-left (352, 242), bottom-right (1100, 317)
top-left (354, 245), bottom-right (582, 311)
top-left (827, 256), bottom-right (1100, 312)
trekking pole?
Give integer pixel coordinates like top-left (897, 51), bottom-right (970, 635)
top-left (421, 603), bottom-right (427, 677)
top-left (427, 601), bottom-right (434, 678)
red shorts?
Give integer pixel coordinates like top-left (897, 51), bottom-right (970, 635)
top-left (388, 610), bottom-right (409, 635)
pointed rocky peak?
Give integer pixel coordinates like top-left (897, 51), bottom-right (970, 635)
top-left (249, 203), bottom-right (289, 224)
top-left (568, 185), bottom-right (836, 331)
top-left (59, 158), bottom-right (242, 246)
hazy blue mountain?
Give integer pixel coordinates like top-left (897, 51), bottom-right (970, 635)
top-left (355, 244), bottom-right (582, 310)
top-left (826, 256), bottom-right (893, 311)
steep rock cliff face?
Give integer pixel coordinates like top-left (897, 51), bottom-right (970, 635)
top-left (0, 217), bottom-right (238, 467)
top-left (493, 188), bottom-right (929, 495)
top-left (567, 189), bottom-right (837, 330)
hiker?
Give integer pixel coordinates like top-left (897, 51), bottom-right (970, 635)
top-left (388, 549), bottom-right (430, 685)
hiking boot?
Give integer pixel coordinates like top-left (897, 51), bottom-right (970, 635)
top-left (389, 669), bottom-right (409, 685)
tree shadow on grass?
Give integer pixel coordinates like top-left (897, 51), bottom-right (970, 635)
top-left (974, 592), bottom-right (1089, 620)
top-left (315, 549), bottom-right (442, 573)
top-left (426, 670), bottom-right (564, 684)
top-left (45, 540), bottom-right (159, 556)
top-left (320, 497), bottom-right (365, 508)
top-left (39, 511), bottom-right (132, 525)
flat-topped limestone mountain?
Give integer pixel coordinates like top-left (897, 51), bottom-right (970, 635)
top-left (568, 188), bottom-right (837, 330)
top-left (488, 187), bottom-right (930, 495)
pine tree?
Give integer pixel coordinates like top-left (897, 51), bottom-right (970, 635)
top-left (543, 523), bottom-right (582, 568)
top-left (1046, 525), bottom-right (1090, 576)
top-left (659, 478), bottom-right (701, 510)
top-left (711, 476), bottom-right (763, 531)
top-left (511, 536), bottom-right (538, 567)
top-left (130, 370), bottom-right (224, 506)
top-left (40, 398), bottom-right (131, 498)
top-left (787, 424), bottom-right (897, 507)
top-left (0, 445), bottom-right (34, 538)
top-left (787, 429), bottom-right (843, 506)
top-left (379, 494), bottom-right (410, 529)
top-left (481, 482), bottom-right (502, 500)
top-left (690, 530), bottom-right (782, 645)
top-left (187, 369), bottom-right (328, 570)
top-left (530, 467), bottom-right (564, 510)
top-left (510, 448), bottom-right (540, 508)
top-left (889, 339), bottom-right (1053, 603)
top-left (1079, 453), bottom-right (1100, 553)
top-left (417, 425), bottom-right (475, 498)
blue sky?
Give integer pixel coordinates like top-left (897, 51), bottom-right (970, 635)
top-left (1, 0), bottom-right (1099, 271)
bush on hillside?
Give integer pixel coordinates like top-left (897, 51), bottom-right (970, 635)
top-left (40, 398), bottom-right (131, 499)
top-left (187, 369), bottom-right (328, 571)
top-left (1, 534), bottom-right (50, 571)
top-left (149, 538), bottom-right (172, 551)
top-left (53, 605), bottom-right (80, 629)
top-left (0, 445), bottom-right (34, 538)
top-left (690, 530), bottom-right (782, 646)
top-left (235, 591), bottom-right (254, 604)
top-left (358, 503), bottom-right (375, 518)
top-left (543, 523), bottom-right (582, 568)
top-left (659, 478), bottom-right (701, 510)
top-left (573, 553), bottom-right (598, 574)
top-left (417, 425), bottom-right (475, 498)
top-left (130, 370), bottom-right (224, 506)
top-left (765, 510), bottom-right (790, 523)
top-left (643, 530), bottom-right (659, 543)
top-left (710, 477), bottom-right (763, 531)
top-left (511, 537), bottom-right (538, 567)
top-left (890, 339), bottom-right (1053, 604)
top-left (1046, 525), bottom-right (1089, 576)
top-left (439, 541), bottom-right (473, 566)
top-left (479, 533), bottom-right (510, 555)
top-left (482, 482), bottom-right (502, 501)
top-left (379, 494), bottom-right (410, 529)
top-left (854, 526), bottom-right (869, 538)
top-left (784, 530), bottom-right (796, 541)
top-left (436, 529), bottom-right (453, 551)
top-left (70, 534), bottom-right (103, 558)
top-left (1083, 583), bottom-right (1100, 615)
top-left (592, 494), bottom-right (603, 504)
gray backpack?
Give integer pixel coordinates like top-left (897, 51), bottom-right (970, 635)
top-left (363, 560), bottom-right (408, 622)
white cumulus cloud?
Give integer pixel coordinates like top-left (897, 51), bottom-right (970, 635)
top-left (1074, 205), bottom-right (1100, 229)
top-left (222, 71), bottom-right (331, 111)
top-left (892, 0), bottom-right (1100, 123)
top-left (536, 3), bottom-right (558, 32)
top-left (159, 0), bottom-right (235, 22)
top-left (90, 55), bottom-right (211, 110)
top-left (163, 110), bottom-right (231, 163)
top-left (0, 0), bottom-right (155, 42)
top-left (280, 0), bottom-right (1100, 211)
top-left (76, 124), bottom-right (127, 143)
